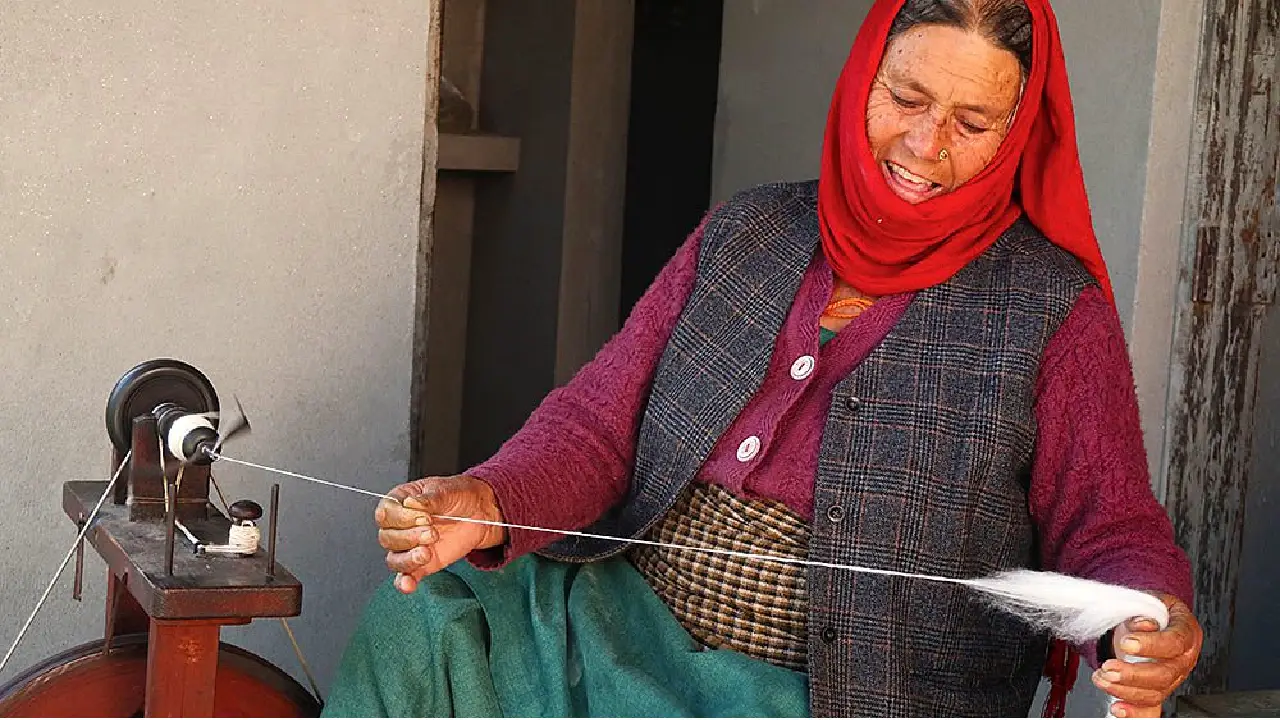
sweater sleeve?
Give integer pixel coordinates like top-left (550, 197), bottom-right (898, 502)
top-left (1028, 285), bottom-right (1194, 663)
top-left (462, 220), bottom-right (705, 567)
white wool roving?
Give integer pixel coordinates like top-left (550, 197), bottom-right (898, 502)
top-left (960, 570), bottom-right (1169, 718)
top-left (962, 569), bottom-right (1169, 643)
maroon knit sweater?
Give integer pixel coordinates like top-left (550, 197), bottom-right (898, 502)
top-left (466, 220), bottom-right (1193, 626)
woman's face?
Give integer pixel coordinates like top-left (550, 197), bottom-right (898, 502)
top-left (866, 24), bottom-right (1023, 204)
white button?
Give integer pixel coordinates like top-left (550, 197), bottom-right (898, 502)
top-left (790, 355), bottom-right (815, 380)
top-left (736, 435), bottom-right (761, 463)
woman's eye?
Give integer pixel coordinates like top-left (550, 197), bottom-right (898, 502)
top-left (890, 91), bottom-right (924, 109)
top-left (959, 119), bottom-right (990, 134)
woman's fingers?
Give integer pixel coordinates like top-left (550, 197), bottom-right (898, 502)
top-left (385, 546), bottom-right (435, 575)
top-left (377, 525), bottom-right (437, 552)
top-left (1093, 660), bottom-right (1179, 708)
top-left (375, 496), bottom-right (431, 530)
top-left (387, 547), bottom-right (452, 594)
top-left (1097, 657), bottom-right (1183, 692)
top-left (393, 565), bottom-right (441, 595)
top-left (374, 475), bottom-right (508, 594)
top-left (1094, 594), bottom-right (1203, 719)
top-left (1116, 602), bottom-right (1200, 661)
top-left (394, 572), bottom-right (419, 594)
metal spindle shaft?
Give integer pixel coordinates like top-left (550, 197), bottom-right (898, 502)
top-left (72, 518), bottom-right (85, 601)
top-left (267, 483), bottom-right (280, 578)
top-left (164, 482), bottom-right (177, 576)
top-left (73, 530), bottom-right (85, 597)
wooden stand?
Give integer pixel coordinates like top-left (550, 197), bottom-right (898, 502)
top-left (0, 360), bottom-right (318, 718)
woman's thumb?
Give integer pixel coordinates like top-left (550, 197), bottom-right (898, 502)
top-left (401, 490), bottom-right (440, 514)
top-left (400, 476), bottom-right (470, 515)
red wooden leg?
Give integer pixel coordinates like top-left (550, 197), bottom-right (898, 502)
top-left (105, 570), bottom-right (149, 639)
top-left (144, 619), bottom-right (222, 717)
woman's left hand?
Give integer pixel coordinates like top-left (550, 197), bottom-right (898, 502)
top-left (1091, 593), bottom-right (1202, 718)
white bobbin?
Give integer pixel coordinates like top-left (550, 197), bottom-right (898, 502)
top-left (1104, 654), bottom-right (1154, 718)
top-left (166, 414), bottom-right (215, 462)
top-left (228, 523), bottom-right (261, 553)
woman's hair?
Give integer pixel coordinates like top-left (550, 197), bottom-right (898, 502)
top-left (887, 0), bottom-right (1033, 74)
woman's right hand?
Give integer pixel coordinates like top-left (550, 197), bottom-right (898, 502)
top-left (374, 475), bottom-right (507, 594)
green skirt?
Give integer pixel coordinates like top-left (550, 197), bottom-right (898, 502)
top-left (322, 554), bottom-right (810, 717)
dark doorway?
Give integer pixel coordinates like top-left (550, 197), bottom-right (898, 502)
top-left (619, 0), bottom-right (725, 318)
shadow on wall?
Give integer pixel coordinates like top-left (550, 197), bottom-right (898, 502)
top-left (1229, 303), bottom-right (1280, 691)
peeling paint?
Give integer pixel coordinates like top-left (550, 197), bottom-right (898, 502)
top-left (1166, 0), bottom-right (1279, 695)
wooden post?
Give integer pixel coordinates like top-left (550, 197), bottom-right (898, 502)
top-left (412, 0), bottom-right (523, 477)
top-left (414, 0), bottom-right (484, 478)
top-left (553, 0), bottom-right (636, 386)
top-left (1163, 0), bottom-right (1278, 694)
top-left (104, 571), bottom-right (149, 641)
top-left (408, 0), bottom-right (447, 478)
top-left (143, 620), bottom-right (222, 717)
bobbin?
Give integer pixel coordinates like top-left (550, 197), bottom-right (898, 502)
top-left (153, 402), bottom-right (219, 465)
top-left (194, 500), bottom-right (265, 557)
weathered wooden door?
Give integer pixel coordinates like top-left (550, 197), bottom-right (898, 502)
top-left (1163, 0), bottom-right (1279, 695)
top-left (409, 0), bottom-right (445, 480)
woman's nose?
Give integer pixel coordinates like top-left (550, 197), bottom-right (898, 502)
top-left (903, 114), bottom-right (948, 161)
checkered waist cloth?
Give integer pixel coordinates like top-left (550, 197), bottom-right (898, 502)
top-left (628, 482), bottom-right (811, 671)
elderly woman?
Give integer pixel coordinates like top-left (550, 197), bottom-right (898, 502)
top-left (326, 0), bottom-right (1202, 717)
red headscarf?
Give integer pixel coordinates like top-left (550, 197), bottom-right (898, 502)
top-left (817, 0), bottom-right (1115, 305)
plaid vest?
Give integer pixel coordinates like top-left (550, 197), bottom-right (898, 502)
top-left (541, 181), bottom-right (1095, 717)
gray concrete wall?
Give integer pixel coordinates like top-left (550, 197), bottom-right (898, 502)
top-left (712, 0), bottom-right (873, 205)
top-left (0, 0), bottom-right (427, 696)
top-left (713, 0), bottom-right (1168, 715)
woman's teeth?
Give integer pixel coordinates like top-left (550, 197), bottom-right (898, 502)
top-left (888, 162), bottom-right (938, 189)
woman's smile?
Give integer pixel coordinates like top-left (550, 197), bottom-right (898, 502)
top-left (881, 160), bottom-right (945, 203)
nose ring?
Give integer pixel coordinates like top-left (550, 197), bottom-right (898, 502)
top-left (938, 148), bottom-right (949, 161)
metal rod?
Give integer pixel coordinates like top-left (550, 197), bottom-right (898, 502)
top-left (72, 516), bottom-right (86, 601)
top-left (267, 483), bottom-right (280, 578)
top-left (164, 481), bottom-right (177, 576)
top-left (103, 575), bottom-right (124, 655)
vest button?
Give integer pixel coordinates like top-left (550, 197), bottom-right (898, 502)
top-left (826, 505), bottom-right (844, 523)
top-left (821, 627), bottom-right (837, 642)
top-left (846, 396), bottom-right (862, 412)
top-left (736, 435), bottom-right (761, 462)
top-left (790, 355), bottom-right (815, 380)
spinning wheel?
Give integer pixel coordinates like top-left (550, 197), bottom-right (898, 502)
top-left (0, 359), bottom-right (322, 718)
top-left (0, 635), bottom-right (318, 717)
top-left (104, 359), bottom-right (220, 456)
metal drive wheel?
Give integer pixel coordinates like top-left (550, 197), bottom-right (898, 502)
top-left (0, 633), bottom-right (322, 717)
top-left (105, 359), bottom-right (220, 453)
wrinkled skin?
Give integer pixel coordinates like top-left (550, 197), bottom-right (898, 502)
top-left (866, 24), bottom-right (1022, 205)
top-left (374, 475), bottom-right (503, 594)
top-left (1097, 595), bottom-right (1203, 717)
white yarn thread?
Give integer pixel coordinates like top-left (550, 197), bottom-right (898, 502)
top-left (212, 453), bottom-right (1174, 656)
top-left (228, 523), bottom-right (260, 553)
top-left (174, 519), bottom-right (201, 547)
top-left (0, 451), bottom-right (132, 678)
top-left (166, 414), bottom-right (215, 461)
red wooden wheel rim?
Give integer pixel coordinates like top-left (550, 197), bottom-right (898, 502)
top-left (0, 633), bottom-right (321, 718)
